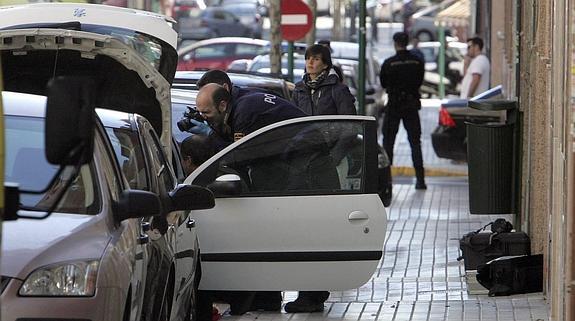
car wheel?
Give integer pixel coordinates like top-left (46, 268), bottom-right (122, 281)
top-left (416, 30), bottom-right (434, 42)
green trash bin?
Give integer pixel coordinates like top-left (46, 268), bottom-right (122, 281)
top-left (466, 100), bottom-right (518, 214)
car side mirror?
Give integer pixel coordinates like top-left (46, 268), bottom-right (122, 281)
top-left (117, 189), bottom-right (162, 221)
top-left (169, 184), bottom-right (215, 211)
top-left (207, 174), bottom-right (243, 196)
top-left (45, 76), bottom-right (95, 166)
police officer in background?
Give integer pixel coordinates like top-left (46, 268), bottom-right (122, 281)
top-left (380, 31), bottom-right (427, 190)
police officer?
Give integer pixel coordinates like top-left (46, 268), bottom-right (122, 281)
top-left (380, 31), bottom-right (427, 189)
top-left (195, 83), bottom-right (306, 144)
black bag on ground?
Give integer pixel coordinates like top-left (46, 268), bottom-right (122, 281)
top-left (458, 219), bottom-right (530, 270)
top-left (476, 254), bottom-right (543, 296)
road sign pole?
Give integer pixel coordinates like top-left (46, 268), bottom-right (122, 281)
top-left (288, 41), bottom-right (294, 82)
top-left (358, 0), bottom-right (366, 115)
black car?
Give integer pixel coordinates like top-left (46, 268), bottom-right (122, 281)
top-left (431, 86), bottom-right (504, 161)
top-left (173, 70), bottom-right (295, 99)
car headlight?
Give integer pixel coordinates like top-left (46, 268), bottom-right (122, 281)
top-left (19, 260), bottom-right (99, 296)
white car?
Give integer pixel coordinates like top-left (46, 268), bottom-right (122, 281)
top-left (185, 115), bottom-right (387, 291)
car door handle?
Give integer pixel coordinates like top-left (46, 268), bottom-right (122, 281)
top-left (187, 219), bottom-right (195, 229)
top-left (348, 211), bottom-right (369, 221)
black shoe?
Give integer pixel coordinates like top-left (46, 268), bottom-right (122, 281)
top-left (284, 299), bottom-right (324, 313)
top-left (415, 181), bottom-right (427, 190)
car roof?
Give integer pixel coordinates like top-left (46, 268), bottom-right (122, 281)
top-left (173, 70), bottom-right (287, 87)
top-left (0, 3), bottom-right (177, 49)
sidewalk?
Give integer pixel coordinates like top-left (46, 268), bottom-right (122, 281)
top-left (220, 179), bottom-right (548, 321)
top-left (219, 106), bottom-right (549, 321)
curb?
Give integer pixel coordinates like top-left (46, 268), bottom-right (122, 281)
top-left (391, 166), bottom-right (468, 177)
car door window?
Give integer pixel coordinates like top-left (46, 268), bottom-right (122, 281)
top-left (193, 120), bottom-right (370, 196)
top-left (235, 44), bottom-right (265, 56)
top-left (221, 11), bottom-right (237, 22)
top-left (94, 129), bottom-right (124, 202)
top-left (194, 44), bottom-right (231, 59)
top-left (105, 127), bottom-right (149, 190)
top-left (142, 129), bottom-right (176, 194)
top-left (5, 115), bottom-right (100, 214)
top-left (213, 10), bottom-right (226, 20)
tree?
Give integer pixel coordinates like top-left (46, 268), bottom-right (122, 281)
top-left (269, 0), bottom-right (282, 75)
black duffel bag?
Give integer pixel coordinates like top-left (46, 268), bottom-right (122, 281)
top-left (476, 254), bottom-right (543, 297)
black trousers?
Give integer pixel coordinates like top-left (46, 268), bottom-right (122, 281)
top-left (381, 107), bottom-right (424, 170)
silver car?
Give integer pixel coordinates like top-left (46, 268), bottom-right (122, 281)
top-left (1, 92), bottom-right (152, 320)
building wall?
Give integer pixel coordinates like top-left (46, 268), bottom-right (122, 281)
top-left (491, 0), bottom-right (575, 318)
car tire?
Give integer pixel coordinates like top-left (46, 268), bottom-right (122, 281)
top-left (416, 30), bottom-right (434, 42)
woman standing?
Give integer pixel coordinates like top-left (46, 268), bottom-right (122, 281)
top-left (285, 44), bottom-right (356, 314)
top-left (291, 44), bottom-right (356, 116)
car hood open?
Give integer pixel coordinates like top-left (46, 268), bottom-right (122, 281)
top-left (1, 214), bottom-right (110, 279)
top-left (0, 3), bottom-right (178, 152)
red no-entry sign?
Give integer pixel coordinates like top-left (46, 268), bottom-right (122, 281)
top-left (280, 0), bottom-right (313, 41)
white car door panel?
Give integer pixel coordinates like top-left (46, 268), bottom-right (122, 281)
top-left (184, 115), bottom-right (387, 291)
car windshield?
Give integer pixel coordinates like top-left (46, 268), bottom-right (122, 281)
top-left (5, 115), bottom-right (100, 214)
top-left (222, 3), bottom-right (257, 13)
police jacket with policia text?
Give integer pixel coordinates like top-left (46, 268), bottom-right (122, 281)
top-left (219, 90), bottom-right (306, 144)
top-left (291, 70), bottom-right (356, 116)
top-left (379, 49), bottom-right (424, 110)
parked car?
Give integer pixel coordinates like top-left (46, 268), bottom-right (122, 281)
top-left (409, 0), bottom-right (456, 41)
top-left (219, 1), bottom-right (263, 38)
top-left (216, 0), bottom-right (268, 16)
top-left (245, 52), bottom-right (307, 81)
top-left (172, 70), bottom-right (294, 98)
top-left (184, 115), bottom-right (388, 291)
top-left (177, 6), bottom-right (254, 41)
top-left (177, 37), bottom-right (270, 71)
top-left (333, 57), bottom-right (384, 116)
top-left (100, 108), bottom-right (203, 321)
top-left (0, 4), bottom-right (212, 320)
top-left (431, 86), bottom-right (503, 161)
top-left (172, 0), bottom-right (206, 27)
top-left (328, 41), bottom-right (385, 116)
top-left (177, 37), bottom-right (305, 71)
top-left (411, 41), bottom-right (467, 97)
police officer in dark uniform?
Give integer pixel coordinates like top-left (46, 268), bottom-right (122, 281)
top-left (380, 31), bottom-right (427, 189)
top-left (191, 82), bottom-right (307, 320)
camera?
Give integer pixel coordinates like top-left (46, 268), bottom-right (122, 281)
top-left (177, 106), bottom-right (205, 132)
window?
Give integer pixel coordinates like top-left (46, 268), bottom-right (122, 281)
top-left (94, 130), bottom-right (123, 202)
top-left (235, 44), bottom-right (266, 56)
top-left (106, 127), bottom-right (149, 190)
top-left (193, 121), bottom-right (367, 197)
top-left (5, 115), bottom-right (100, 214)
top-left (194, 44), bottom-right (231, 59)
top-left (142, 129), bottom-right (176, 194)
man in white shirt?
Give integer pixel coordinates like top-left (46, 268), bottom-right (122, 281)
top-left (460, 37), bottom-right (490, 98)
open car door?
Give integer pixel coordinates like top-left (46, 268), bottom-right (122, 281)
top-left (184, 115), bottom-right (387, 291)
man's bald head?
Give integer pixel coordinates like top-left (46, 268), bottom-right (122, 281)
top-left (196, 83), bottom-right (231, 133)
